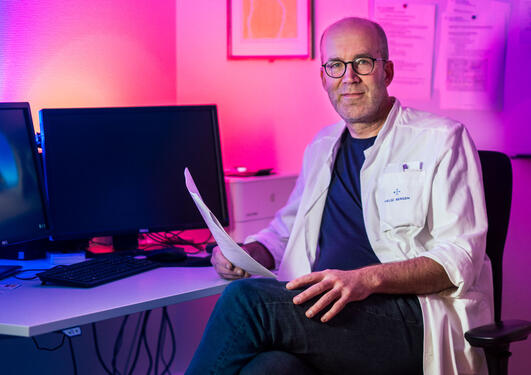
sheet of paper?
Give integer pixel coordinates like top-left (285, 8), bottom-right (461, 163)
top-left (372, 1), bottom-right (436, 100)
top-left (519, 0), bottom-right (531, 45)
top-left (437, 0), bottom-right (510, 110)
top-left (184, 168), bottom-right (276, 279)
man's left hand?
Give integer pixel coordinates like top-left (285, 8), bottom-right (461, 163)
top-left (286, 269), bottom-right (375, 323)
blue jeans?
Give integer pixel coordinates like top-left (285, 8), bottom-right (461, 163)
top-left (186, 278), bottom-right (423, 375)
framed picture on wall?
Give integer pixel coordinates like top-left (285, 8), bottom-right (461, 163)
top-left (228, 0), bottom-right (312, 59)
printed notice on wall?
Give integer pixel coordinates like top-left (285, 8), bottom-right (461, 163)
top-left (438, 1), bottom-right (510, 110)
top-left (372, 1), bottom-right (436, 100)
top-left (519, 0), bottom-right (531, 45)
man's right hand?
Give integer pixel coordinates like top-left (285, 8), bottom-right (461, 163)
top-left (211, 246), bottom-right (251, 279)
top-left (210, 241), bottom-right (274, 280)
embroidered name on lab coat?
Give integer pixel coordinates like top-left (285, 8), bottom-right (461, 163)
top-left (383, 188), bottom-right (411, 203)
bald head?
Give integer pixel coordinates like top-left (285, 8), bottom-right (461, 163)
top-left (320, 18), bottom-right (389, 63)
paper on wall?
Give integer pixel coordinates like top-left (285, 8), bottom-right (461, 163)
top-left (372, 1), bottom-right (436, 100)
top-left (437, 0), bottom-right (510, 110)
top-left (519, 0), bottom-right (531, 45)
top-left (184, 168), bottom-right (277, 279)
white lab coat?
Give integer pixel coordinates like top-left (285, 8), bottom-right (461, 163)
top-left (248, 99), bottom-right (493, 374)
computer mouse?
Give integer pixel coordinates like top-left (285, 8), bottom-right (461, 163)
top-left (146, 248), bottom-right (187, 263)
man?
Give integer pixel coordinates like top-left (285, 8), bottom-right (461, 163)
top-left (186, 17), bottom-right (492, 375)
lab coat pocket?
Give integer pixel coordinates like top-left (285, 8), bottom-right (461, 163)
top-left (375, 164), bottom-right (426, 231)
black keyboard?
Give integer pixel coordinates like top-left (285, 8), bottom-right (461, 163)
top-left (37, 254), bottom-right (159, 288)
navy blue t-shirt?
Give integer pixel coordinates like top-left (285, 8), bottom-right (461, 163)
top-left (312, 131), bottom-right (381, 271)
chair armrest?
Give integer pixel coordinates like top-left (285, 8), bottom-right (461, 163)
top-left (465, 319), bottom-right (531, 348)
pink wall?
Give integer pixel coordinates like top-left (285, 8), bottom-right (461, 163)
top-left (177, 0), bottom-right (530, 373)
top-left (0, 0), bottom-right (177, 127)
top-left (502, 158), bottom-right (531, 372)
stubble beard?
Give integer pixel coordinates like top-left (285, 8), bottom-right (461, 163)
top-left (335, 96), bottom-right (379, 126)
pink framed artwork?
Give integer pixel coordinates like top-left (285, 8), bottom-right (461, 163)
top-left (228, 0), bottom-right (312, 59)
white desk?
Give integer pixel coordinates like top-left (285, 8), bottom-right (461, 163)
top-left (0, 258), bottom-right (229, 337)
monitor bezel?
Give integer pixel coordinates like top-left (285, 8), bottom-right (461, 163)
top-left (40, 104), bottom-right (229, 241)
top-left (0, 102), bottom-right (50, 245)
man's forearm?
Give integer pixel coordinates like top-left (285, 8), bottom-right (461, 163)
top-left (242, 241), bottom-right (275, 270)
top-left (361, 256), bottom-right (454, 295)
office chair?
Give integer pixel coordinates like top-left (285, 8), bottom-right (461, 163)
top-left (464, 151), bottom-right (531, 375)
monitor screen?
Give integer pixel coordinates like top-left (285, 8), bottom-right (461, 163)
top-left (40, 105), bottom-right (228, 240)
top-left (0, 102), bottom-right (49, 245)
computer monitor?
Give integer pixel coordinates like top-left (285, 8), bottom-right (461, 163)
top-left (40, 105), bottom-right (228, 247)
top-left (0, 102), bottom-right (49, 246)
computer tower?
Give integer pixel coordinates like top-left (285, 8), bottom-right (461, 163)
top-left (225, 174), bottom-right (298, 243)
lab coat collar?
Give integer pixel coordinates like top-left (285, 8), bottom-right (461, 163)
top-left (303, 97), bottom-right (401, 217)
top-left (363, 97), bottom-right (401, 161)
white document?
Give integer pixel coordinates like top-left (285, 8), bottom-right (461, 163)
top-left (437, 0), bottom-right (510, 110)
top-left (184, 168), bottom-right (277, 279)
top-left (519, 0), bottom-right (531, 45)
top-left (372, 1), bottom-right (436, 100)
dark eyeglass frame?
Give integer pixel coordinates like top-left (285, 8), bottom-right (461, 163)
top-left (321, 57), bottom-right (387, 78)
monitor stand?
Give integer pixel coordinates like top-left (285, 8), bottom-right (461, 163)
top-left (112, 234), bottom-right (139, 252)
top-left (0, 239), bottom-right (50, 260)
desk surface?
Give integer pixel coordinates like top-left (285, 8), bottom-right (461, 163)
top-left (0, 257), bottom-right (230, 337)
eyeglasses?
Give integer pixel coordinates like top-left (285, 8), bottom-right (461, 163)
top-left (321, 57), bottom-right (387, 78)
